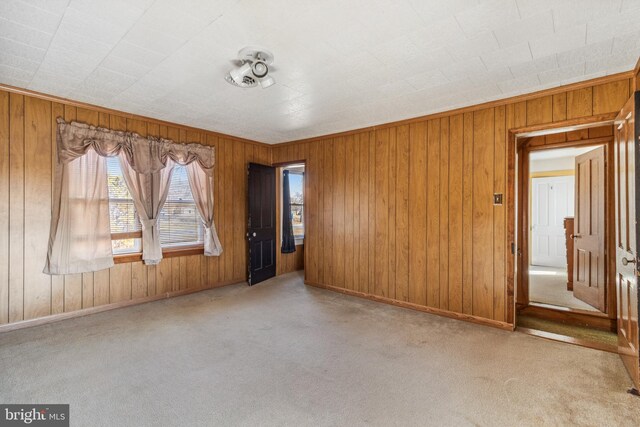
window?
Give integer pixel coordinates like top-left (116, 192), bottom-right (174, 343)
top-left (286, 166), bottom-right (304, 239)
top-left (107, 157), bottom-right (142, 254)
top-left (158, 165), bottom-right (204, 247)
top-left (106, 159), bottom-right (204, 255)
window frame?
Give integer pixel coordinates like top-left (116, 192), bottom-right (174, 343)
top-left (157, 164), bottom-right (205, 249)
top-left (282, 165), bottom-right (305, 245)
top-left (106, 160), bottom-right (205, 263)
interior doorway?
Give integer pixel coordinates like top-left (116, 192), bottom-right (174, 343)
top-left (275, 162), bottom-right (306, 276)
top-left (528, 146), bottom-right (604, 312)
top-left (515, 124), bottom-right (618, 351)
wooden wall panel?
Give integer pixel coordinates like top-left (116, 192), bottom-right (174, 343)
top-left (272, 74), bottom-right (634, 327)
top-left (0, 92), bottom-right (8, 324)
top-left (374, 129), bottom-right (389, 298)
top-left (0, 87), bottom-right (264, 328)
top-left (344, 135), bottom-right (355, 291)
top-left (277, 246), bottom-right (304, 274)
top-left (525, 96), bottom-right (552, 126)
top-left (93, 269), bottom-right (110, 306)
top-left (9, 93), bottom-right (24, 323)
top-left (439, 117), bottom-right (449, 310)
top-left (333, 137), bottom-right (346, 289)
top-left (367, 132), bottom-right (376, 297)
top-left (493, 106), bottom-right (506, 322)
top-left (50, 102), bottom-right (65, 314)
top-left (462, 112), bottom-right (474, 315)
top-left (315, 141), bottom-right (326, 285)
top-left (592, 80), bottom-right (630, 115)
top-left (567, 87), bottom-right (593, 119)
top-left (426, 120), bottom-right (440, 307)
top-left (552, 93), bottom-right (567, 122)
top-left (387, 129), bottom-right (397, 300)
top-left (472, 108), bottom-right (494, 319)
top-left (223, 139), bottom-right (234, 282)
top-left (110, 263), bottom-right (132, 303)
top-left (395, 125), bottom-right (409, 302)
top-left (232, 142), bottom-right (245, 280)
top-left (408, 122), bottom-right (427, 306)
top-left (357, 134), bottom-right (370, 294)
top-left (448, 114), bottom-right (463, 313)
top-left (322, 139), bottom-right (334, 287)
top-left (307, 141), bottom-right (319, 283)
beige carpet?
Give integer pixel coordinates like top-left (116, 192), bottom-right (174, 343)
top-left (529, 266), bottom-right (599, 311)
top-left (1, 271), bottom-right (639, 426)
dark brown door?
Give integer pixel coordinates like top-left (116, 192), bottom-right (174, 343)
top-left (247, 162), bottom-right (276, 285)
top-left (573, 146), bottom-right (606, 311)
top-left (614, 92), bottom-right (639, 389)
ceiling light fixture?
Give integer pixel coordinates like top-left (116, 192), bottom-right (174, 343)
top-left (259, 75), bottom-right (275, 89)
top-left (225, 47), bottom-right (275, 89)
top-left (230, 62), bottom-right (252, 84)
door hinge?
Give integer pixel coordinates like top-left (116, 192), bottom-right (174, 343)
top-left (511, 243), bottom-right (521, 256)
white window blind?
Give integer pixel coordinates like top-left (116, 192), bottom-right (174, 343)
top-left (106, 157), bottom-right (141, 254)
top-left (158, 165), bottom-right (204, 247)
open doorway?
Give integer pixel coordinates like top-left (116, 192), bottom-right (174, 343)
top-left (515, 124), bottom-right (618, 351)
top-left (275, 163), bottom-right (305, 275)
top-left (529, 146), bottom-right (604, 312)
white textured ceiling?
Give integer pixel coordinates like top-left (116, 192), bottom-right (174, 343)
top-left (530, 146), bottom-right (596, 160)
top-left (1, 0), bottom-right (639, 143)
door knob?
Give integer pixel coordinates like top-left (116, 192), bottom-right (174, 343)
top-left (570, 234), bottom-right (581, 239)
top-left (252, 232), bottom-right (257, 237)
top-left (622, 257), bottom-right (636, 266)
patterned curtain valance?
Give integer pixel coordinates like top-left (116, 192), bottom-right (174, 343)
top-left (56, 118), bottom-right (216, 175)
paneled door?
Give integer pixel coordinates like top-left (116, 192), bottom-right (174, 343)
top-left (247, 163), bottom-right (276, 285)
top-left (531, 175), bottom-right (575, 268)
top-left (614, 92), bottom-right (639, 389)
top-left (573, 146), bottom-right (606, 311)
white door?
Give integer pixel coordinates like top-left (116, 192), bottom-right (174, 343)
top-left (531, 175), bottom-right (575, 267)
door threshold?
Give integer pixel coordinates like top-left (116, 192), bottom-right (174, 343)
top-left (517, 326), bottom-right (617, 353)
top-left (519, 303), bottom-right (615, 332)
top-left (528, 301), bottom-right (608, 318)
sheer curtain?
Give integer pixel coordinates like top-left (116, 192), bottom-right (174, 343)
top-left (186, 162), bottom-right (223, 256)
top-left (119, 154), bottom-right (175, 265)
top-left (44, 119), bottom-right (222, 275)
top-left (44, 147), bottom-right (113, 274)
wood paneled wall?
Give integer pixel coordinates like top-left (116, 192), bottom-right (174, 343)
top-left (0, 72), bottom-right (635, 330)
top-left (277, 245), bottom-right (304, 275)
top-left (272, 76), bottom-right (635, 327)
top-left (0, 88), bottom-right (270, 327)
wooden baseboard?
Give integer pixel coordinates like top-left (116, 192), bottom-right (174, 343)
top-left (305, 280), bottom-right (514, 331)
top-left (0, 278), bottom-right (246, 334)
top-left (518, 304), bottom-right (616, 332)
top-left (517, 327), bottom-right (618, 353)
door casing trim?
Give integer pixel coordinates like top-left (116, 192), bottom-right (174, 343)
top-left (507, 116), bottom-right (618, 325)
